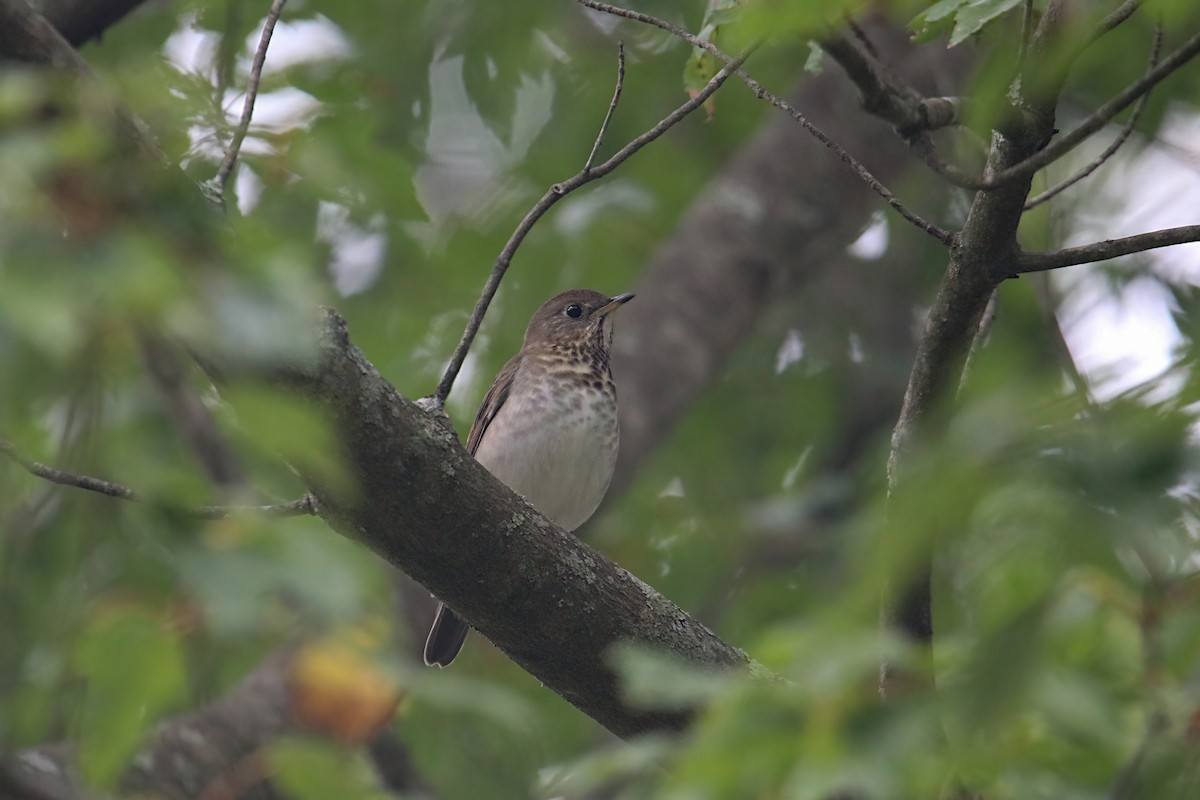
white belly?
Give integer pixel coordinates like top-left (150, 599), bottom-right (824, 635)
top-left (472, 383), bottom-right (618, 532)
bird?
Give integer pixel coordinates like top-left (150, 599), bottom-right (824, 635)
top-left (423, 288), bottom-right (635, 667)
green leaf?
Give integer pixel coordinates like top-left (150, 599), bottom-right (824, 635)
top-left (949, 0), bottom-right (1024, 46)
top-left (271, 740), bottom-right (392, 800)
top-left (910, 0), bottom-right (1024, 45)
top-left (72, 609), bottom-right (185, 788)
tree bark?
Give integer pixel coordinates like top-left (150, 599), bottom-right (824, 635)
top-left (31, 0), bottom-right (148, 46)
top-left (260, 309), bottom-right (750, 740)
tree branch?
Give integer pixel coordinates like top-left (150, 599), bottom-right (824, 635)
top-left (31, 0), bottom-right (148, 46)
top-left (9, 649), bottom-right (299, 800)
top-left (878, 0), bottom-right (1083, 699)
top-left (256, 308), bottom-right (750, 739)
top-left (0, 0), bottom-right (165, 164)
top-left (0, 437), bottom-right (317, 519)
top-left (1090, 0), bottom-right (1144, 48)
top-left (576, 0), bottom-right (954, 245)
top-left (983, 26), bottom-right (1200, 189)
top-left (820, 32), bottom-right (986, 191)
top-left (209, 0), bottom-right (287, 206)
top-left (431, 40), bottom-right (752, 407)
top-left (610, 21), bottom-right (960, 496)
top-left (1024, 24), bottom-right (1161, 210)
top-left (1016, 225), bottom-right (1200, 273)
top-left (583, 40), bottom-right (625, 174)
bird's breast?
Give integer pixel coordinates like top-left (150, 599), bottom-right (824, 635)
top-left (472, 370), bottom-right (618, 533)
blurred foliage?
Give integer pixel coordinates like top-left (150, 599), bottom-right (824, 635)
top-left (1, 0), bottom-right (1200, 799)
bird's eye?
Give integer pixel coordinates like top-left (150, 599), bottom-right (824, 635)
top-left (565, 304), bottom-right (583, 318)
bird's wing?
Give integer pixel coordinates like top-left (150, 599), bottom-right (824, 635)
top-left (465, 353), bottom-right (522, 456)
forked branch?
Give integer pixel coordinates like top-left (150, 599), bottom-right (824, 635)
top-left (1023, 25), bottom-right (1161, 210)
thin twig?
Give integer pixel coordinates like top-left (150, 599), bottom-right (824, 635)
top-left (1092, 0), bottom-right (1144, 46)
top-left (1024, 25), bottom-right (1161, 210)
top-left (957, 288), bottom-right (998, 395)
top-left (0, 437), bottom-right (316, 519)
top-left (577, 0), bottom-right (954, 245)
top-left (754, 89), bottom-right (954, 244)
top-left (583, 42), bottom-right (625, 174)
top-left (212, 0), bottom-right (287, 196)
top-left (431, 41), bottom-right (749, 407)
top-left (985, 26), bottom-right (1200, 189)
top-left (1035, 274), bottom-right (1097, 410)
top-left (1016, 224), bottom-right (1200, 273)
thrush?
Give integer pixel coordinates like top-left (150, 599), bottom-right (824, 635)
top-left (423, 288), bottom-right (634, 667)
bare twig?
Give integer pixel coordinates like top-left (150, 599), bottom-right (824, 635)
top-left (0, 437), bottom-right (316, 519)
top-left (577, 0), bottom-right (954, 245)
top-left (1024, 25), bottom-right (1161, 210)
top-left (985, 27), bottom-right (1200, 189)
top-left (1016, 225), bottom-right (1200, 273)
top-left (757, 91), bottom-right (955, 244)
top-left (583, 41), bottom-right (625, 174)
top-left (431, 41), bottom-right (751, 407)
top-left (211, 0), bottom-right (287, 198)
top-left (1035, 274), bottom-right (1097, 409)
top-left (958, 289), bottom-right (998, 395)
top-left (1092, 0), bottom-right (1144, 46)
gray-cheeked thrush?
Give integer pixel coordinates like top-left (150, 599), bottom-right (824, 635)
top-left (423, 288), bottom-right (634, 667)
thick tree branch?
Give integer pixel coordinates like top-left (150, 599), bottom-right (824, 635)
top-left (0, 0), bottom-right (165, 165)
top-left (260, 309), bottom-right (750, 739)
top-left (8, 649), bottom-right (300, 800)
top-left (32, 0), bottom-right (148, 46)
top-left (1016, 225), bottom-right (1200, 273)
top-left (879, 3), bottom-right (1080, 698)
top-left (432, 41), bottom-right (751, 407)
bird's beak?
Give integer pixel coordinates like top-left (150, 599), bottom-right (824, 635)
top-left (595, 293), bottom-right (635, 318)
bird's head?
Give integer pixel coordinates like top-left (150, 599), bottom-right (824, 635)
top-left (522, 289), bottom-right (634, 354)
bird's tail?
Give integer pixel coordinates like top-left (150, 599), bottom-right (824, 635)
top-left (423, 603), bottom-right (470, 667)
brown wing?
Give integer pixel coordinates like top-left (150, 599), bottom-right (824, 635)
top-left (465, 353), bottom-right (522, 456)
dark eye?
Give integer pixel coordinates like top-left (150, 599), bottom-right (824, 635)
top-left (565, 304), bottom-right (583, 318)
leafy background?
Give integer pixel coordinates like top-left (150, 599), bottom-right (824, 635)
top-left (3, 0), bottom-right (1200, 797)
